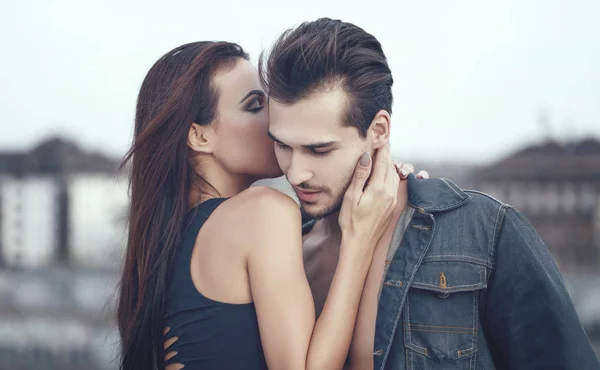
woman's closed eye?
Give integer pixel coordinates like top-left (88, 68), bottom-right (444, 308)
top-left (247, 97), bottom-right (264, 113)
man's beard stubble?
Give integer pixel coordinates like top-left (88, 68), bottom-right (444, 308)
top-left (299, 172), bottom-right (354, 221)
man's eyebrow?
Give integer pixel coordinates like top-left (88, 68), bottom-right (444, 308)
top-left (268, 131), bottom-right (339, 149)
top-left (239, 89), bottom-right (265, 104)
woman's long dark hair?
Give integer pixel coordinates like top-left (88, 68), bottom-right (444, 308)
top-left (117, 41), bottom-right (248, 370)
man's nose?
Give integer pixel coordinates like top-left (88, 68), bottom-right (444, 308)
top-left (286, 154), bottom-right (313, 186)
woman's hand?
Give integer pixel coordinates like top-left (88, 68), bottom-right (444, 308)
top-left (338, 144), bottom-right (400, 251)
top-left (395, 161), bottom-right (429, 180)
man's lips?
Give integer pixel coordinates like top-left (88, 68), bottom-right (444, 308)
top-left (293, 187), bottom-right (322, 202)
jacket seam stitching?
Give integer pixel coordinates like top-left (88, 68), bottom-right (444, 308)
top-left (381, 214), bottom-right (436, 369)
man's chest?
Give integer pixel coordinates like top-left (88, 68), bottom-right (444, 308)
top-left (302, 231), bottom-right (341, 316)
top-left (301, 225), bottom-right (397, 317)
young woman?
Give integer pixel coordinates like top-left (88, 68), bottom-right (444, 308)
top-left (117, 41), bottom-right (411, 370)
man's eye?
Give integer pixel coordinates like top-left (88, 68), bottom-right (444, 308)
top-left (275, 142), bottom-right (289, 150)
top-left (310, 148), bottom-right (331, 156)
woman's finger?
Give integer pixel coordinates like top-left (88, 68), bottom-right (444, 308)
top-left (386, 157), bottom-right (400, 207)
top-left (417, 170), bottom-right (429, 179)
top-left (393, 161), bottom-right (403, 173)
top-left (395, 162), bottom-right (415, 179)
top-left (402, 163), bottom-right (415, 175)
top-left (364, 145), bottom-right (391, 195)
top-left (344, 152), bottom-right (372, 204)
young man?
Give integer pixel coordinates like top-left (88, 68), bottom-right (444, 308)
top-left (261, 18), bottom-right (600, 369)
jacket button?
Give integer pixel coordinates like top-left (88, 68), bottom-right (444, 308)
top-left (384, 280), bottom-right (403, 287)
top-left (437, 291), bottom-right (450, 298)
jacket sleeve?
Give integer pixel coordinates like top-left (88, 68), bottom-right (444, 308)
top-left (483, 207), bottom-right (599, 369)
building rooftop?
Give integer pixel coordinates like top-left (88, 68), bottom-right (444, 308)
top-left (0, 137), bottom-right (120, 177)
top-left (477, 138), bottom-right (600, 182)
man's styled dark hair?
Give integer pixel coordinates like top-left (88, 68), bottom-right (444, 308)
top-left (259, 18), bottom-right (393, 137)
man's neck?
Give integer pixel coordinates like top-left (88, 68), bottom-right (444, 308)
top-left (316, 210), bottom-right (343, 243)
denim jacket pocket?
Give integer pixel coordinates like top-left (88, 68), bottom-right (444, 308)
top-left (404, 259), bottom-right (487, 369)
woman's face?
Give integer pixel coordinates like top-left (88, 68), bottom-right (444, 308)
top-left (209, 58), bottom-right (282, 180)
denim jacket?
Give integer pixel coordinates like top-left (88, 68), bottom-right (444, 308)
top-left (374, 174), bottom-right (600, 369)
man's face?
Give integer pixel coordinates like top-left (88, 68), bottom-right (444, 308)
top-left (268, 88), bottom-right (371, 219)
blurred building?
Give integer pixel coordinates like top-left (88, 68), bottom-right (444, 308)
top-left (476, 138), bottom-right (600, 273)
top-left (0, 176), bottom-right (58, 267)
top-left (69, 174), bottom-right (128, 267)
top-left (0, 137), bottom-right (128, 269)
top-left (0, 138), bottom-right (126, 368)
top-left (0, 268), bottom-right (119, 369)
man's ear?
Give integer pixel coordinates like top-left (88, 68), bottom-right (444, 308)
top-left (187, 123), bottom-right (214, 154)
top-left (368, 110), bottom-right (391, 149)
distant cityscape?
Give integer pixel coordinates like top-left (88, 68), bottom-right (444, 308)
top-left (0, 136), bottom-right (599, 368)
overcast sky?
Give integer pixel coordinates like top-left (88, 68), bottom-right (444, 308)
top-left (1, 0), bottom-right (598, 164)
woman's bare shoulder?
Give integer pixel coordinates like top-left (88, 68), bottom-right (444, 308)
top-left (231, 186), bottom-right (299, 220)
top-left (219, 186), bottom-right (301, 242)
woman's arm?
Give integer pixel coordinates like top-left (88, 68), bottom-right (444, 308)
top-left (346, 163), bottom-right (426, 370)
top-left (246, 146), bottom-right (399, 370)
top-left (246, 194), bottom-right (375, 369)
top-left (344, 247), bottom-right (385, 370)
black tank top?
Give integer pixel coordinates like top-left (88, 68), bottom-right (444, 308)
top-left (164, 198), bottom-right (268, 370)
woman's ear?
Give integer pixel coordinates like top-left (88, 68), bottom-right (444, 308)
top-left (187, 123), bottom-right (214, 154)
top-left (368, 110), bottom-right (391, 149)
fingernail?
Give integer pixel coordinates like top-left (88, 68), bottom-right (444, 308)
top-left (401, 169), bottom-right (408, 177)
top-left (359, 152), bottom-right (370, 166)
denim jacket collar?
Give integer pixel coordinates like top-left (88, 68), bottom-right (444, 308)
top-left (407, 174), bottom-right (471, 213)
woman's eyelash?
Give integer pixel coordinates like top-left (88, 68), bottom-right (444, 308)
top-left (247, 98), bottom-right (264, 112)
